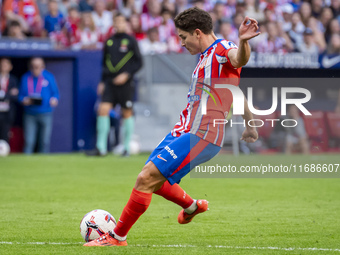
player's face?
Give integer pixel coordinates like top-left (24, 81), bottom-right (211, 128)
top-left (177, 29), bottom-right (200, 55)
top-left (114, 16), bottom-right (127, 33)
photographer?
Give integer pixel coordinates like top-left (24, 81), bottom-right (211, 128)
top-left (18, 57), bottom-right (59, 154)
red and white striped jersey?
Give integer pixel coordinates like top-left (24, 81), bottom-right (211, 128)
top-left (171, 39), bottom-right (241, 147)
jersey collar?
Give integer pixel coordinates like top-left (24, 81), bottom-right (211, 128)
top-left (202, 39), bottom-right (222, 56)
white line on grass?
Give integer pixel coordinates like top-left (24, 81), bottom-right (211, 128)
top-left (1, 242), bottom-right (339, 252)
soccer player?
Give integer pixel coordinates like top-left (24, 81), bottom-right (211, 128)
top-left (86, 13), bottom-right (143, 156)
top-left (84, 7), bottom-right (259, 247)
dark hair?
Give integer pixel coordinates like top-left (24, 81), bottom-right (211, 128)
top-left (174, 7), bottom-right (213, 34)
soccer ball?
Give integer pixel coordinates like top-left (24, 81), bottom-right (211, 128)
top-left (0, 140), bottom-right (10, 157)
top-left (80, 209), bottom-right (116, 242)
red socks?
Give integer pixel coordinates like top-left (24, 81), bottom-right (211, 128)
top-left (113, 188), bottom-right (152, 238)
top-left (113, 182), bottom-right (193, 238)
top-left (154, 181), bottom-right (194, 209)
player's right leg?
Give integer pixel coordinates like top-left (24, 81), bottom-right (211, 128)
top-left (86, 102), bottom-right (112, 156)
top-left (84, 161), bottom-right (166, 247)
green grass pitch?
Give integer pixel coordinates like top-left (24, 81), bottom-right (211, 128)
top-left (1, 153), bottom-right (340, 254)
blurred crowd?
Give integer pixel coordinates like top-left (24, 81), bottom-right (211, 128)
top-left (1, 0), bottom-right (340, 54)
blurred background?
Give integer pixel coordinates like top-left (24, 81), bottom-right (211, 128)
top-left (0, 0), bottom-right (340, 155)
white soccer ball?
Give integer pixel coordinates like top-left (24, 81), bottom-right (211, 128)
top-left (0, 140), bottom-right (10, 157)
top-left (80, 209), bottom-right (116, 242)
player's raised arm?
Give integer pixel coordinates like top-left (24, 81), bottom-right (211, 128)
top-left (228, 17), bottom-right (260, 68)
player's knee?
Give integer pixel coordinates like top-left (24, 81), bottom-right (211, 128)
top-left (135, 164), bottom-right (161, 192)
top-left (98, 104), bottom-right (111, 116)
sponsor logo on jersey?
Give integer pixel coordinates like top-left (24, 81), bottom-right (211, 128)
top-left (164, 146), bottom-right (177, 159)
top-left (190, 95), bottom-right (200, 102)
top-left (119, 38), bottom-right (129, 52)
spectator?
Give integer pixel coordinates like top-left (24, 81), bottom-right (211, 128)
top-left (288, 13), bottom-right (305, 50)
top-left (217, 20), bottom-right (239, 45)
top-left (311, 0), bottom-right (323, 19)
top-left (330, 0), bottom-right (340, 19)
top-left (280, 3), bottom-right (294, 32)
top-left (285, 105), bottom-right (309, 154)
top-left (307, 17), bottom-right (327, 52)
top-left (263, 4), bottom-right (276, 22)
top-left (158, 8), bottom-right (176, 43)
top-left (291, 0), bottom-right (301, 13)
top-left (245, 0), bottom-right (265, 23)
top-left (140, 0), bottom-right (162, 32)
top-left (256, 22), bottom-right (292, 53)
top-left (78, 0), bottom-right (94, 12)
top-left (139, 27), bottom-right (168, 55)
top-left (59, 0), bottom-right (78, 17)
top-left (296, 27), bottom-right (320, 54)
top-left (3, 0), bottom-right (43, 36)
top-left (7, 20), bottom-right (27, 40)
top-left (43, 0), bottom-right (65, 36)
top-left (319, 7), bottom-right (334, 33)
top-left (327, 33), bottom-right (340, 54)
top-left (18, 58), bottom-right (59, 154)
top-left (162, 0), bottom-right (176, 16)
top-left (235, 0), bottom-right (247, 16)
top-left (129, 13), bottom-right (146, 41)
top-left (0, 58), bottom-right (19, 144)
top-left (37, 0), bottom-right (49, 18)
top-left (174, 0), bottom-right (190, 16)
top-left (72, 12), bottom-right (102, 50)
top-left (299, 2), bottom-right (312, 27)
top-left (213, 2), bottom-right (228, 33)
top-left (325, 18), bottom-right (340, 43)
top-left (116, 0), bottom-right (137, 18)
top-left (64, 6), bottom-right (81, 46)
top-left (92, 0), bottom-right (113, 38)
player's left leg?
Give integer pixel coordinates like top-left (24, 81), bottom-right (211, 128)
top-left (121, 107), bottom-right (133, 156)
top-left (119, 81), bottom-right (135, 156)
top-left (149, 133), bottom-right (221, 223)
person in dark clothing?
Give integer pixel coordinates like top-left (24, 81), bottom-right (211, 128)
top-left (0, 58), bottom-right (19, 143)
top-left (87, 13), bottom-right (142, 157)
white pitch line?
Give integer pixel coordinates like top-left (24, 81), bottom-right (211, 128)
top-left (0, 242), bottom-right (339, 252)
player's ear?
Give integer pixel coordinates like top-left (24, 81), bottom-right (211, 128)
top-left (194, 29), bottom-right (201, 39)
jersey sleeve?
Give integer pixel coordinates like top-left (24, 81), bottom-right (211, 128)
top-left (215, 40), bottom-right (238, 66)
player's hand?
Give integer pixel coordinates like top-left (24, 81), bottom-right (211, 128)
top-left (97, 82), bottom-right (105, 96)
top-left (241, 127), bottom-right (258, 143)
top-left (50, 97), bottom-right (58, 107)
top-left (238, 17), bottom-right (260, 41)
top-left (113, 72), bottom-right (130, 86)
top-left (22, 97), bottom-right (32, 106)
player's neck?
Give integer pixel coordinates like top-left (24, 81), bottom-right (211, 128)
top-left (200, 33), bottom-right (218, 53)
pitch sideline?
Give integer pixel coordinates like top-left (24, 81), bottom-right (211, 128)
top-left (0, 241), bottom-right (339, 252)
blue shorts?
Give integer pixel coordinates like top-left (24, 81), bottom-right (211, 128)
top-left (146, 132), bottom-right (221, 185)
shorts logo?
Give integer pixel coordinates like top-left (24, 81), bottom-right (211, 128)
top-left (157, 154), bottom-right (167, 162)
top-left (164, 146), bottom-right (177, 159)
